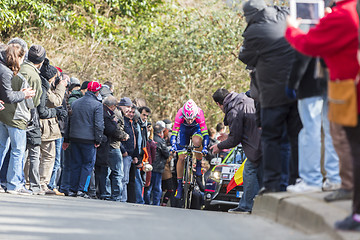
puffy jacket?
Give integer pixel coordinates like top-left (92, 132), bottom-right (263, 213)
top-left (68, 91), bottom-right (104, 144)
top-left (238, 6), bottom-right (295, 108)
top-left (153, 134), bottom-right (170, 173)
top-left (0, 50), bottom-right (25, 103)
top-left (68, 89), bottom-right (83, 106)
top-left (217, 92), bottom-right (262, 163)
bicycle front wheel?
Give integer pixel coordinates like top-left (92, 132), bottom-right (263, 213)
top-left (183, 155), bottom-right (193, 209)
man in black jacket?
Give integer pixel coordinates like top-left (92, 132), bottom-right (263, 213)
top-left (211, 88), bottom-right (262, 213)
top-left (238, 0), bottom-right (302, 192)
top-left (144, 124), bottom-right (170, 205)
top-left (63, 81), bottom-right (104, 198)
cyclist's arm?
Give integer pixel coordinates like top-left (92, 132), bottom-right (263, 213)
top-left (170, 108), bottom-right (183, 146)
top-left (197, 109), bottom-right (209, 148)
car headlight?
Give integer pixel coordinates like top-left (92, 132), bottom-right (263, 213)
top-left (210, 171), bottom-right (221, 181)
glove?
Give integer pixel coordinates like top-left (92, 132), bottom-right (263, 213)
top-left (285, 87), bottom-right (296, 99)
top-left (201, 147), bottom-right (208, 155)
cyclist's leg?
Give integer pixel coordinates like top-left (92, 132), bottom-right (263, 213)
top-left (175, 125), bottom-right (190, 199)
top-left (192, 125), bottom-right (203, 176)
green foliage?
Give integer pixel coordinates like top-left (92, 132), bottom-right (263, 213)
top-left (0, 0), bottom-right (55, 37)
top-left (0, 0), bottom-right (250, 126)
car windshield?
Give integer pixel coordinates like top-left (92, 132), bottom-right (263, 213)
top-left (224, 145), bottom-right (246, 165)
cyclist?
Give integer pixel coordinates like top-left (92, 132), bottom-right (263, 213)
top-left (170, 99), bottom-right (209, 199)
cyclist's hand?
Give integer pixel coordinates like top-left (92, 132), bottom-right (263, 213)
top-left (201, 148), bottom-right (208, 155)
top-left (171, 144), bottom-right (177, 153)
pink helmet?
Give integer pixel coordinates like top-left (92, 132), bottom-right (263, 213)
top-left (182, 99), bottom-right (199, 119)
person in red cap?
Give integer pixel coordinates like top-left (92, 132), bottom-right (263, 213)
top-left (63, 81), bottom-right (104, 198)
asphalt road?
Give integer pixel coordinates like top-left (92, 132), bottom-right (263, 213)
top-left (0, 194), bottom-right (331, 240)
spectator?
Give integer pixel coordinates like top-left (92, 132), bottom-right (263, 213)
top-left (238, 0), bottom-right (302, 193)
top-left (204, 127), bottom-right (218, 162)
top-left (68, 81), bottom-right (89, 105)
top-left (96, 95), bottom-right (127, 201)
top-left (285, 52), bottom-right (340, 193)
top-left (145, 124), bottom-right (170, 205)
top-left (38, 58), bottom-right (66, 194)
top-left (20, 45), bottom-right (47, 195)
top-left (211, 88), bottom-right (262, 213)
top-left (63, 81), bottom-right (104, 198)
top-left (285, 0), bottom-right (359, 230)
top-left (214, 122), bottom-right (225, 141)
top-left (118, 97), bottom-right (138, 202)
top-left (0, 42), bottom-right (35, 104)
top-left (0, 43), bottom-right (39, 195)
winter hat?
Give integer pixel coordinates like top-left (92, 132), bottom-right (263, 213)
top-left (87, 81), bottom-right (102, 92)
top-left (80, 81), bottom-right (90, 90)
top-left (156, 120), bottom-right (166, 129)
top-left (70, 77), bottom-right (80, 85)
top-left (119, 97), bottom-right (132, 107)
top-left (99, 86), bottom-right (113, 98)
top-left (28, 45), bottom-right (46, 64)
top-left (243, 0), bottom-right (266, 23)
top-left (154, 124), bottom-right (165, 134)
top-left (40, 58), bottom-right (58, 80)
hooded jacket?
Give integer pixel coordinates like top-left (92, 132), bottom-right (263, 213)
top-left (0, 50), bottom-right (25, 103)
top-left (217, 92), bottom-right (262, 162)
top-left (238, 3), bottom-right (295, 108)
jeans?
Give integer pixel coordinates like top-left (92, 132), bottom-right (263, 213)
top-left (121, 156), bottom-right (133, 202)
top-left (261, 103), bottom-right (302, 190)
top-left (69, 142), bottom-right (96, 192)
top-left (96, 165), bottom-right (111, 198)
top-left (60, 145), bottom-right (71, 193)
top-left (108, 148), bottom-right (124, 200)
top-left (280, 129), bottom-right (291, 191)
top-left (144, 172), bottom-right (163, 206)
top-left (0, 122), bottom-right (27, 191)
top-left (0, 148), bottom-right (10, 186)
top-left (238, 159), bottom-right (262, 211)
top-left (135, 167), bottom-right (144, 204)
top-left (298, 96), bottom-right (340, 187)
top-left (49, 138), bottom-right (63, 189)
top-left (49, 138), bottom-right (64, 189)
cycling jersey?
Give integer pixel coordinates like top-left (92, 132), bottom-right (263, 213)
top-left (171, 107), bottom-right (209, 151)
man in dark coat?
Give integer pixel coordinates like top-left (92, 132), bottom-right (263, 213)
top-left (144, 124), bottom-right (170, 205)
top-left (238, 0), bottom-right (302, 192)
top-left (211, 88), bottom-right (262, 212)
top-left (63, 81), bottom-right (104, 198)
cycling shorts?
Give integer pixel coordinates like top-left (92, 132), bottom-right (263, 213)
top-left (176, 124), bottom-right (203, 153)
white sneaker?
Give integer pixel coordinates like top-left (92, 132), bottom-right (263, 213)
top-left (287, 180), bottom-right (322, 193)
top-left (7, 188), bottom-right (33, 195)
top-left (322, 179), bottom-right (341, 191)
top-left (0, 185), bottom-right (5, 193)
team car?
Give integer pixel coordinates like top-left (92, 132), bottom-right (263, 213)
top-left (203, 145), bottom-right (246, 210)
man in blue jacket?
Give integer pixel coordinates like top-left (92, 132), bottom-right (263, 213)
top-left (63, 81), bottom-right (104, 198)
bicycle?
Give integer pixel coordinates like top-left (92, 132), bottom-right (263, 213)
top-left (176, 143), bottom-right (202, 209)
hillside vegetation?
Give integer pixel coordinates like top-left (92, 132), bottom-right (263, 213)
top-left (0, 0), bottom-right (249, 126)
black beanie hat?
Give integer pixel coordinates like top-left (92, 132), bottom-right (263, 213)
top-left (40, 58), bottom-right (58, 80)
top-left (80, 81), bottom-right (90, 90)
top-left (28, 45), bottom-right (46, 64)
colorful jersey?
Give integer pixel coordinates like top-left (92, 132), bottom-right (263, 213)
top-left (171, 107), bottom-right (208, 138)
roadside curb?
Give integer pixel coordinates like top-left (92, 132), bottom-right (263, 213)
top-left (252, 192), bottom-right (360, 240)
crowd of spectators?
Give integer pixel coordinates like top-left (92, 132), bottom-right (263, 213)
top-left (1, 0), bottom-right (360, 232)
